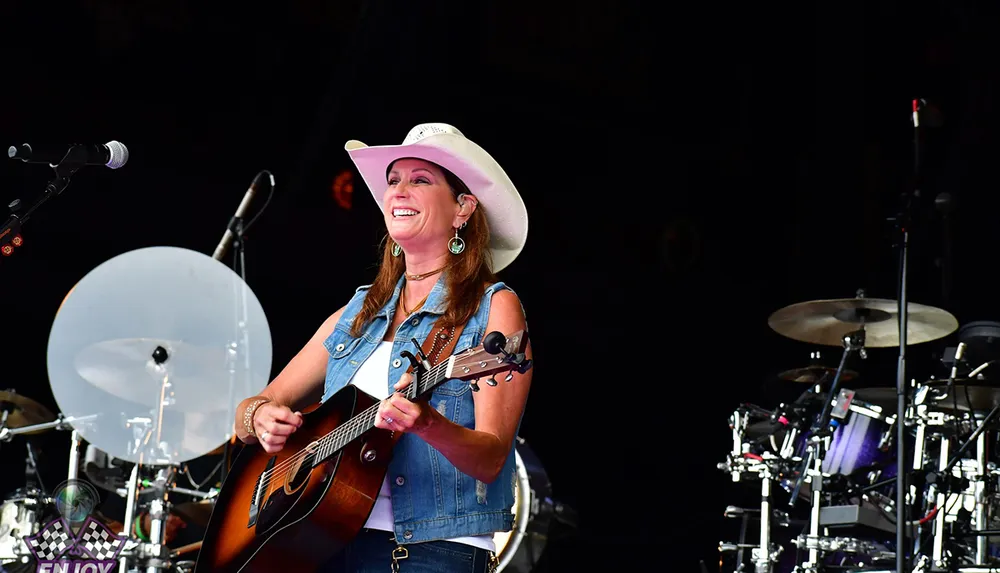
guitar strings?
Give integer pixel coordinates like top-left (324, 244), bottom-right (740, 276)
top-left (255, 361), bottom-right (446, 500)
top-left (256, 360), bottom-right (451, 489)
top-left (257, 343), bottom-right (507, 495)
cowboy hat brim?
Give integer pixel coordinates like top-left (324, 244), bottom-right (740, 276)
top-left (346, 132), bottom-right (528, 272)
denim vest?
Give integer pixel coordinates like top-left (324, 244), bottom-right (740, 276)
top-left (321, 275), bottom-right (519, 543)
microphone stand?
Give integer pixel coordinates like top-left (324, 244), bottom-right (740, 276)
top-left (0, 145), bottom-right (88, 255)
top-left (223, 213), bottom-right (250, 486)
top-left (891, 98), bottom-right (922, 573)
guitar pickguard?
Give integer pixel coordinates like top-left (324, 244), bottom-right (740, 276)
top-left (252, 443), bottom-right (332, 536)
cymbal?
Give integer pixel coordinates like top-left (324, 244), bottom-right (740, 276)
top-left (921, 379), bottom-right (1000, 412)
top-left (73, 338), bottom-right (233, 412)
top-left (778, 366), bottom-right (859, 384)
top-left (0, 390), bottom-right (55, 433)
top-left (46, 246), bottom-right (273, 465)
top-left (768, 297), bottom-right (958, 348)
top-left (172, 500), bottom-right (214, 528)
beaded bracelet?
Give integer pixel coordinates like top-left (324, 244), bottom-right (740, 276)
top-left (243, 398), bottom-right (271, 436)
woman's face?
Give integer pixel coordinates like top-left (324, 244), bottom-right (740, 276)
top-left (383, 158), bottom-right (461, 251)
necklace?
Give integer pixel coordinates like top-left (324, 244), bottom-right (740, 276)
top-left (405, 266), bottom-right (446, 281)
top-left (400, 283), bottom-right (430, 316)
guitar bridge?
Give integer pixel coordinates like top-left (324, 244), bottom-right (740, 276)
top-left (248, 456), bottom-right (276, 528)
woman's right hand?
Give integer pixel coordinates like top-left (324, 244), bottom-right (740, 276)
top-left (253, 403), bottom-right (304, 453)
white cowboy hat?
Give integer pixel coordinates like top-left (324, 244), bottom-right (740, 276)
top-left (345, 123), bottom-right (528, 272)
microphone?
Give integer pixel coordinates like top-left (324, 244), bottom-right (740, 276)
top-left (8, 141), bottom-right (129, 169)
top-left (212, 171), bottom-right (273, 261)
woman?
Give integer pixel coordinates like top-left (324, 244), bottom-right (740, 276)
top-left (233, 123), bottom-right (533, 573)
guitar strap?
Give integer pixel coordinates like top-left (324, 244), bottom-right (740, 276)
top-left (388, 320), bottom-right (468, 569)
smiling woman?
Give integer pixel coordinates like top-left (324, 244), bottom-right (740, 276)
top-left (211, 123), bottom-right (534, 573)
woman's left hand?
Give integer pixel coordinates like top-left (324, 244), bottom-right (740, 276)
top-left (375, 372), bottom-right (434, 434)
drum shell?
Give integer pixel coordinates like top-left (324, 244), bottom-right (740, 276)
top-left (822, 400), bottom-right (896, 479)
top-left (0, 489), bottom-right (52, 564)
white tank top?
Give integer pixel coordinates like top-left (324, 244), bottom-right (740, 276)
top-left (351, 341), bottom-right (495, 552)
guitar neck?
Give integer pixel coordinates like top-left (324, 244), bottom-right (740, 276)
top-left (310, 359), bottom-right (452, 467)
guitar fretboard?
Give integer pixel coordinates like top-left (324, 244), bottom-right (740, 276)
top-left (309, 359), bottom-right (451, 466)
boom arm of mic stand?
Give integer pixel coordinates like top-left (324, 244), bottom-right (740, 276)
top-left (787, 330), bottom-right (862, 505)
top-left (1, 152), bottom-right (85, 254)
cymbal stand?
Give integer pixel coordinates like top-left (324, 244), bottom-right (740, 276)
top-left (789, 328), bottom-right (866, 572)
top-left (755, 465), bottom-right (776, 573)
top-left (908, 384), bottom-right (944, 560)
top-left (68, 428), bottom-right (82, 481)
top-left (144, 467), bottom-right (175, 573)
top-left (930, 430), bottom-right (950, 568)
top-left (717, 453), bottom-right (783, 573)
top-left (973, 432), bottom-right (987, 566)
top-left (0, 412), bottom-right (100, 443)
top-left (119, 463), bottom-right (141, 573)
top-left (122, 465), bottom-right (178, 573)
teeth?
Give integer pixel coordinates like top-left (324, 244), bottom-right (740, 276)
top-left (393, 209), bottom-right (418, 217)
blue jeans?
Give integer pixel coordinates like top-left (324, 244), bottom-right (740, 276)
top-left (320, 528), bottom-right (496, 573)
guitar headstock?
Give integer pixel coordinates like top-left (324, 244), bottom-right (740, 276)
top-left (446, 330), bottom-right (531, 391)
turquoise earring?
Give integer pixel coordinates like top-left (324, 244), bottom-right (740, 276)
top-left (448, 228), bottom-right (465, 255)
top-left (391, 242), bottom-right (402, 257)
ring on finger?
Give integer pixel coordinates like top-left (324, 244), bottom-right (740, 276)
top-left (261, 430), bottom-right (270, 440)
top-left (383, 416), bottom-right (394, 425)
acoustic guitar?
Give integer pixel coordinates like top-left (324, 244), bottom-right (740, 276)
top-left (194, 329), bottom-right (531, 572)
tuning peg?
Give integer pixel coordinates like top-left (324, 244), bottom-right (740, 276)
top-left (486, 375), bottom-right (498, 387)
top-left (469, 380), bottom-right (480, 392)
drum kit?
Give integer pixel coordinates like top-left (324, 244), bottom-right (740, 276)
top-left (0, 245), bottom-right (274, 572)
top-left (718, 291), bottom-right (1000, 572)
top-left (0, 245), bottom-right (563, 572)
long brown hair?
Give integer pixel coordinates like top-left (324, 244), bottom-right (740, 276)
top-left (349, 162), bottom-right (496, 337)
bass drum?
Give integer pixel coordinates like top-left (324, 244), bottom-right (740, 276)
top-left (492, 437), bottom-right (557, 572)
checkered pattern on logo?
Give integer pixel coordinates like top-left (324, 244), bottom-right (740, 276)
top-left (24, 519), bottom-right (73, 561)
top-left (77, 517), bottom-right (127, 561)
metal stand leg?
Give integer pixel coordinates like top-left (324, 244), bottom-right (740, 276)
top-left (933, 435), bottom-right (950, 568)
top-left (912, 418), bottom-right (928, 560)
top-left (67, 429), bottom-right (81, 481)
top-left (975, 432), bottom-right (988, 565)
top-left (791, 445), bottom-right (825, 573)
top-left (807, 454), bottom-right (823, 569)
top-left (736, 510), bottom-right (750, 572)
top-left (120, 463), bottom-right (140, 573)
top-left (754, 469), bottom-right (773, 573)
top-left (144, 467), bottom-right (174, 573)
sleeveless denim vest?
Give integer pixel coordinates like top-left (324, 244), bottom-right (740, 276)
top-left (321, 274), bottom-right (519, 543)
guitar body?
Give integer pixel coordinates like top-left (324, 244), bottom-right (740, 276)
top-left (195, 386), bottom-right (396, 573)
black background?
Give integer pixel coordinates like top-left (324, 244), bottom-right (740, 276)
top-left (3, 1), bottom-right (1000, 570)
